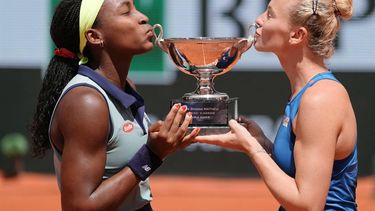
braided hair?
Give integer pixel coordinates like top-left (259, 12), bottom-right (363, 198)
top-left (30, 0), bottom-right (82, 157)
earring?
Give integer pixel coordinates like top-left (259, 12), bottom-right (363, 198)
top-left (100, 40), bottom-right (104, 48)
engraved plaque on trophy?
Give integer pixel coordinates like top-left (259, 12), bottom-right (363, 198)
top-left (153, 24), bottom-right (256, 135)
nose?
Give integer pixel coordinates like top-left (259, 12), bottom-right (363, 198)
top-left (138, 10), bottom-right (149, 24)
top-left (255, 11), bottom-right (266, 28)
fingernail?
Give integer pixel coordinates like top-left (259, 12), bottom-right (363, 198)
top-left (181, 105), bottom-right (187, 111)
top-left (174, 103), bottom-right (181, 109)
top-left (187, 112), bottom-right (192, 117)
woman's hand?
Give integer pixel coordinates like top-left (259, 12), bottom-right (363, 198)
top-left (238, 116), bottom-right (273, 154)
top-left (147, 104), bottom-right (200, 160)
top-left (194, 119), bottom-right (262, 155)
top-left (238, 116), bottom-right (266, 141)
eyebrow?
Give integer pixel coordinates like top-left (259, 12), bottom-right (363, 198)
top-left (119, 0), bottom-right (131, 7)
top-left (116, 0), bottom-right (134, 9)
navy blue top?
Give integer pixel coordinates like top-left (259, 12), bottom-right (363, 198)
top-left (273, 71), bottom-right (358, 210)
top-left (78, 65), bottom-right (147, 134)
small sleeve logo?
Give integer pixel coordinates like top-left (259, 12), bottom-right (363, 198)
top-left (282, 116), bottom-right (289, 127)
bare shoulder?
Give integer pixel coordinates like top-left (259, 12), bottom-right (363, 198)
top-left (296, 79), bottom-right (356, 160)
top-left (57, 86), bottom-right (109, 121)
top-left (295, 79), bottom-right (353, 136)
top-left (54, 86), bottom-right (110, 148)
top-left (300, 79), bottom-right (351, 111)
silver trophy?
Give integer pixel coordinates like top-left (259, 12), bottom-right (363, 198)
top-left (153, 24), bottom-right (256, 135)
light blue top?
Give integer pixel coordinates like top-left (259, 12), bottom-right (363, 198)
top-left (49, 65), bottom-right (152, 210)
top-left (273, 71), bottom-right (358, 211)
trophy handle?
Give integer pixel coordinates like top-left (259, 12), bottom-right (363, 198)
top-left (233, 23), bottom-right (258, 56)
top-left (153, 24), bottom-right (168, 52)
top-left (247, 23), bottom-right (257, 43)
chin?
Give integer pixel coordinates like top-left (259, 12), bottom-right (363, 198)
top-left (254, 43), bottom-right (264, 52)
top-left (254, 42), bottom-right (270, 52)
top-left (145, 44), bottom-right (154, 52)
top-left (135, 46), bottom-right (154, 55)
top-left (144, 41), bottom-right (154, 50)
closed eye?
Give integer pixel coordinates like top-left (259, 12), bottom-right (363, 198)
top-left (267, 11), bottom-right (272, 19)
top-left (267, 6), bottom-right (276, 19)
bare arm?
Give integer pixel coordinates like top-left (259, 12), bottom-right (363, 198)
top-left (53, 87), bottom-right (198, 210)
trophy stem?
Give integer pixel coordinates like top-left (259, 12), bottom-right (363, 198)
top-left (197, 71), bottom-right (215, 95)
top-left (183, 70), bottom-right (229, 101)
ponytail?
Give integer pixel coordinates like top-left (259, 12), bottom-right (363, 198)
top-left (30, 0), bottom-right (82, 157)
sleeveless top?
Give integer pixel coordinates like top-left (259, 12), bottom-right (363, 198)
top-left (49, 65), bottom-right (152, 210)
top-left (273, 71), bottom-right (358, 211)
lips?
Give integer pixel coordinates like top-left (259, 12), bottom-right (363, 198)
top-left (145, 27), bottom-right (153, 40)
top-left (255, 29), bottom-right (261, 37)
top-left (146, 28), bottom-right (152, 34)
top-left (145, 25), bottom-right (153, 35)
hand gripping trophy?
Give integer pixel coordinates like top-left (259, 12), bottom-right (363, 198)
top-left (153, 24), bottom-right (257, 135)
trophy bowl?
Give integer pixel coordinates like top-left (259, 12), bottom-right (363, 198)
top-left (153, 24), bottom-right (256, 134)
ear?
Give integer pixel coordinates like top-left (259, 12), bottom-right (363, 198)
top-left (289, 27), bottom-right (308, 45)
top-left (85, 28), bottom-right (103, 47)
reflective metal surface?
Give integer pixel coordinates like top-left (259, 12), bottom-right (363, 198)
top-left (158, 37), bottom-right (250, 76)
top-left (153, 24), bottom-right (255, 100)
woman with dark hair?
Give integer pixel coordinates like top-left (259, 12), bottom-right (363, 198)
top-left (30, 0), bottom-right (199, 210)
top-left (196, 0), bottom-right (358, 210)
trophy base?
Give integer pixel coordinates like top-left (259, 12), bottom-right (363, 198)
top-left (171, 98), bottom-right (238, 135)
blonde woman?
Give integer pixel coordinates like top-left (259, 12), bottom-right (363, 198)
top-left (196, 0), bottom-right (357, 210)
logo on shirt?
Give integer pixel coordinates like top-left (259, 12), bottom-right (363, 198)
top-left (282, 116), bottom-right (289, 127)
top-left (123, 122), bottom-right (134, 133)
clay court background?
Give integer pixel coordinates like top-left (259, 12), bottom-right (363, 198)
top-left (0, 173), bottom-right (374, 211)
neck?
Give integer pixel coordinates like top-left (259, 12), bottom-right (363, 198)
top-left (96, 52), bottom-right (133, 89)
top-left (277, 47), bottom-right (328, 98)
